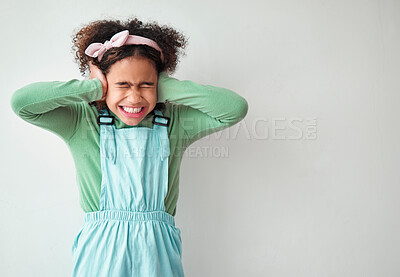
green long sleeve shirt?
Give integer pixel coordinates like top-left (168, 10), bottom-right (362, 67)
top-left (10, 72), bottom-right (248, 216)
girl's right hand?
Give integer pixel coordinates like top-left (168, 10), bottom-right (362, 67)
top-left (89, 61), bottom-right (108, 100)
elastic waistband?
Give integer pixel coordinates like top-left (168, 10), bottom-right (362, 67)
top-left (84, 210), bottom-right (175, 227)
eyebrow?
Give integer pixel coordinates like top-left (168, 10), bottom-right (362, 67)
top-left (115, 81), bottom-right (155, 86)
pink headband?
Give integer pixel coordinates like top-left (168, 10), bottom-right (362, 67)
top-left (84, 30), bottom-right (164, 62)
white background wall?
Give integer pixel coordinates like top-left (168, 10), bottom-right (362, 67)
top-left (1, 0), bottom-right (400, 276)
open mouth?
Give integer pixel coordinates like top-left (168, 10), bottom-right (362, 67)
top-left (119, 106), bottom-right (146, 118)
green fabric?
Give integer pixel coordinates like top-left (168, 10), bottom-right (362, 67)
top-left (10, 72), bottom-right (248, 216)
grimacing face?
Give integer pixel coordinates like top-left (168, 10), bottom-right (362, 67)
top-left (105, 56), bottom-right (158, 126)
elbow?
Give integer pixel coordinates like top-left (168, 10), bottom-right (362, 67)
top-left (228, 95), bottom-right (249, 125)
top-left (10, 83), bottom-right (38, 118)
top-left (237, 96), bottom-right (249, 121)
top-left (217, 94), bottom-right (249, 126)
top-left (10, 87), bottom-right (25, 117)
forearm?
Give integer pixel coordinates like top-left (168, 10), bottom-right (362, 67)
top-left (10, 78), bottom-right (103, 142)
top-left (157, 72), bottom-right (248, 144)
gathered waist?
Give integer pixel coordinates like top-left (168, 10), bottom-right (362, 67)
top-left (84, 210), bottom-right (175, 227)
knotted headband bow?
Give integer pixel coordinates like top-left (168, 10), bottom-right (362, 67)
top-left (84, 30), bottom-right (164, 62)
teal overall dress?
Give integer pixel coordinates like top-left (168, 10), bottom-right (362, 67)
top-left (71, 108), bottom-right (184, 277)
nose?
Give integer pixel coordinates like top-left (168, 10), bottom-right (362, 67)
top-left (126, 88), bottom-right (142, 103)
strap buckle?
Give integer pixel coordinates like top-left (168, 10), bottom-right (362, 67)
top-left (97, 115), bottom-right (115, 125)
top-left (152, 115), bottom-right (170, 127)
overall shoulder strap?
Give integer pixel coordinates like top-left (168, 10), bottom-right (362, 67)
top-left (152, 109), bottom-right (169, 127)
top-left (152, 109), bottom-right (170, 160)
top-left (97, 108), bottom-right (116, 164)
top-left (97, 108), bottom-right (115, 125)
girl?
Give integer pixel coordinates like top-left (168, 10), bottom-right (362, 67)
top-left (10, 17), bottom-right (248, 276)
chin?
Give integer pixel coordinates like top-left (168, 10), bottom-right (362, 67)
top-left (124, 120), bottom-right (142, 126)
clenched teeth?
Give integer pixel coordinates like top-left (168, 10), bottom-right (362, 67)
top-left (122, 106), bottom-right (143, 113)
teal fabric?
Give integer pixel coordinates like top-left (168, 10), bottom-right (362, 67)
top-left (72, 109), bottom-right (184, 276)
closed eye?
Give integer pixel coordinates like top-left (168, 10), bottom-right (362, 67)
top-left (115, 81), bottom-right (155, 87)
top-left (139, 83), bottom-right (155, 89)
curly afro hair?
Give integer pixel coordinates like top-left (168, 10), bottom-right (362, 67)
top-left (72, 16), bottom-right (188, 76)
top-left (70, 16), bottom-right (188, 110)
